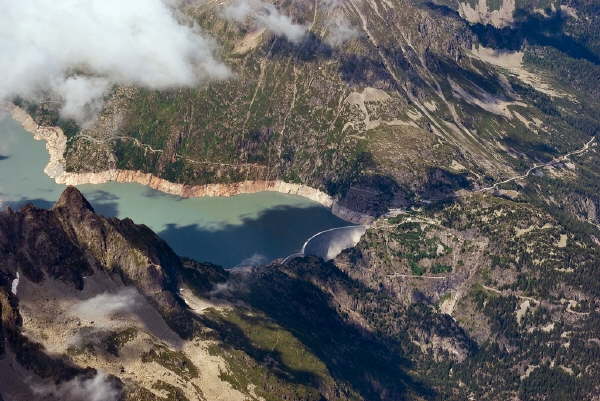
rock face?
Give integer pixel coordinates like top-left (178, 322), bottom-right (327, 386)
top-left (9, 105), bottom-right (67, 179)
top-left (0, 186), bottom-right (190, 336)
top-left (0, 188), bottom-right (244, 400)
top-left (58, 170), bottom-right (334, 208)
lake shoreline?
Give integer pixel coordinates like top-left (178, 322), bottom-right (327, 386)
top-left (6, 104), bottom-right (372, 224)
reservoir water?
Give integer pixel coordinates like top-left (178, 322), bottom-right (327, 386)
top-left (0, 116), bottom-right (350, 267)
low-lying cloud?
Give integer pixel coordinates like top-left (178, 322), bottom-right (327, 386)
top-left (70, 287), bottom-right (141, 322)
top-left (33, 372), bottom-right (120, 401)
top-left (223, 0), bottom-right (307, 44)
top-left (237, 252), bottom-right (269, 267)
top-left (326, 15), bottom-right (360, 46)
top-left (1, 0), bottom-right (230, 125)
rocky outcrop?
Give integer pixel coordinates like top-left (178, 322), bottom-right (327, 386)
top-left (0, 188), bottom-right (250, 401)
top-left (59, 170), bottom-right (335, 208)
top-left (0, 186), bottom-right (192, 338)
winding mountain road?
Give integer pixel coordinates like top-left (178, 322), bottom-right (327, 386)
top-left (477, 136), bottom-right (596, 192)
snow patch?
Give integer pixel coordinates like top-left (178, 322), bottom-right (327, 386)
top-left (458, 0), bottom-right (515, 28)
top-left (11, 272), bottom-right (19, 295)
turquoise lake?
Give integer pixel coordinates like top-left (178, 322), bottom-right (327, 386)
top-left (0, 116), bottom-right (348, 267)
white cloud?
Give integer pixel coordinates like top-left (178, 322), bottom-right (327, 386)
top-left (223, 0), bottom-right (255, 21)
top-left (223, 0), bottom-right (307, 44)
top-left (70, 287), bottom-right (141, 322)
top-left (53, 77), bottom-right (111, 124)
top-left (32, 372), bottom-right (120, 401)
top-left (325, 15), bottom-right (360, 47)
top-left (0, 0), bottom-right (230, 125)
top-left (237, 252), bottom-right (269, 266)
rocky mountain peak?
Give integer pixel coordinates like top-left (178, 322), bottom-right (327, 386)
top-left (52, 186), bottom-right (95, 213)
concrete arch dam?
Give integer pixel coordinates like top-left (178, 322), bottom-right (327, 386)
top-left (284, 225), bottom-right (367, 263)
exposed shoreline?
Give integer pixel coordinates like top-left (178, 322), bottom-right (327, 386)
top-left (6, 104), bottom-right (372, 224)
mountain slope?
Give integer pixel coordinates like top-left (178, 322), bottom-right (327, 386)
top-left (1, 188), bottom-right (599, 400)
top-left (20, 0), bottom-right (600, 224)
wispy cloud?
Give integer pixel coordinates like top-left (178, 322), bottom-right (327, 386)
top-left (32, 372), bottom-right (120, 401)
top-left (325, 15), bottom-right (360, 46)
top-left (223, 0), bottom-right (307, 44)
top-left (237, 252), bottom-right (269, 267)
top-left (70, 287), bottom-right (141, 322)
